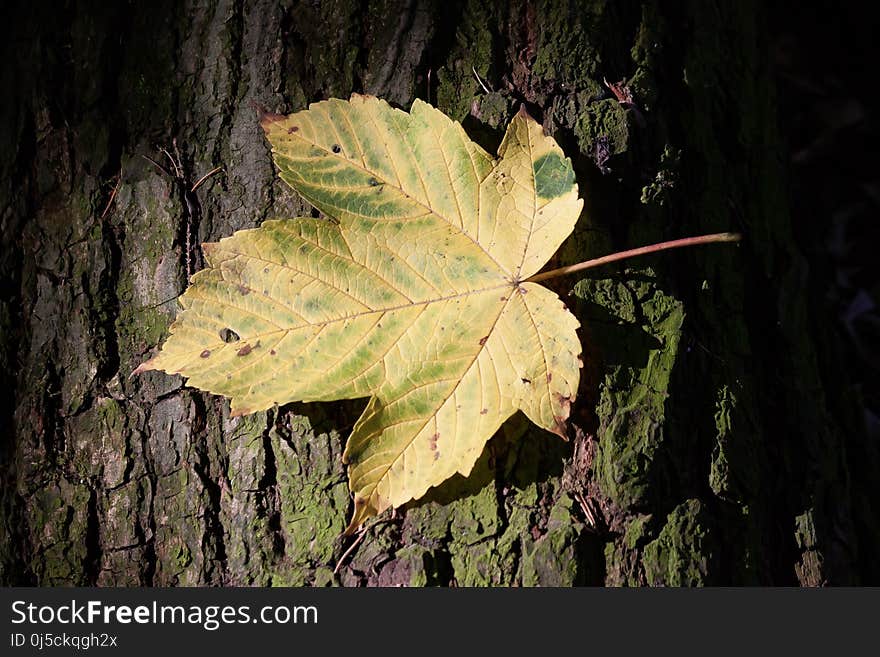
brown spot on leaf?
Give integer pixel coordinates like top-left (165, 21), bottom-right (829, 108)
top-left (235, 340), bottom-right (260, 356)
top-left (478, 336), bottom-right (488, 346)
top-left (480, 408), bottom-right (488, 415)
top-left (287, 125), bottom-right (299, 134)
top-left (521, 377), bottom-right (531, 384)
top-left (236, 284), bottom-right (250, 295)
top-left (331, 144), bottom-right (341, 153)
top-left (270, 349), bottom-right (277, 355)
top-left (553, 392), bottom-right (572, 411)
top-left (428, 432), bottom-right (440, 453)
top-left (200, 349), bottom-right (211, 358)
top-left (546, 372), bottom-right (553, 382)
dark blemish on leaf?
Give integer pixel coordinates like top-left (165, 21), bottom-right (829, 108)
top-left (368, 178), bottom-right (380, 186)
top-left (521, 377), bottom-right (531, 384)
top-left (547, 372), bottom-right (553, 382)
top-left (331, 144), bottom-right (341, 153)
top-left (480, 408), bottom-right (488, 415)
top-left (226, 374), bottom-right (232, 380)
top-left (263, 267), bottom-right (270, 274)
top-left (479, 336), bottom-right (488, 346)
top-left (237, 343), bottom-right (254, 356)
top-left (428, 434), bottom-right (440, 460)
top-left (237, 285), bottom-right (250, 295)
top-left (533, 151), bottom-right (576, 198)
top-left (287, 125), bottom-right (299, 134)
top-left (270, 349), bottom-right (277, 355)
top-left (553, 392), bottom-right (572, 409)
top-left (500, 297), bottom-right (507, 301)
top-left (220, 328), bottom-right (240, 343)
top-left (200, 349), bottom-right (211, 358)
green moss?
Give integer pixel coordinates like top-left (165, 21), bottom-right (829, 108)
top-left (709, 383), bottom-right (762, 504)
top-left (627, 2), bottom-right (665, 112)
top-left (174, 544), bottom-right (193, 569)
top-left (113, 177), bottom-right (180, 366)
top-left (436, 0), bottom-right (494, 121)
top-left (269, 411), bottom-right (348, 583)
top-left (575, 274), bottom-right (684, 510)
top-left (520, 496), bottom-right (583, 586)
top-left (531, 0), bottom-right (606, 91)
top-left (30, 483), bottom-right (92, 585)
top-left (640, 146), bottom-right (680, 206)
top-left (574, 99), bottom-right (630, 158)
top-left (642, 499), bottom-right (717, 586)
top-left (624, 514), bottom-right (652, 550)
top-left (473, 92), bottom-right (516, 131)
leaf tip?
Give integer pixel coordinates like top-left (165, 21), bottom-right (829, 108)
top-left (551, 417), bottom-right (570, 441)
top-left (516, 103), bottom-right (537, 124)
top-left (252, 101), bottom-right (288, 132)
top-left (344, 496), bottom-right (376, 535)
top-left (230, 404), bottom-right (255, 418)
top-left (130, 359), bottom-right (155, 378)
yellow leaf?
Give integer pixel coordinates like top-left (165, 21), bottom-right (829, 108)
top-left (136, 95), bottom-right (583, 533)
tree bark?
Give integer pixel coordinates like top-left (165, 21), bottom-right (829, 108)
top-left (1, 0), bottom-right (875, 586)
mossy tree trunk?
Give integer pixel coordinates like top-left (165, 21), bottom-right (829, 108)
top-left (2, 0), bottom-right (875, 586)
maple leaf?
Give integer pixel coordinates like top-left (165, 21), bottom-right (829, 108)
top-left (135, 94), bottom-right (583, 532)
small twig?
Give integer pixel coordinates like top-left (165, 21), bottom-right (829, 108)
top-left (333, 525), bottom-right (369, 575)
top-left (191, 166), bottom-right (223, 192)
top-left (163, 142), bottom-right (183, 178)
top-left (574, 491), bottom-right (596, 529)
top-left (472, 66), bottom-right (492, 94)
top-left (100, 172), bottom-right (122, 219)
top-left (332, 517), bottom-right (387, 575)
top-left (141, 154), bottom-right (171, 177)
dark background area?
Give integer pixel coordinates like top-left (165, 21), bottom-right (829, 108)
top-left (769, 2), bottom-right (880, 445)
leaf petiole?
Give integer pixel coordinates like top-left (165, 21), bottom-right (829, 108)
top-left (524, 232), bottom-right (742, 284)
